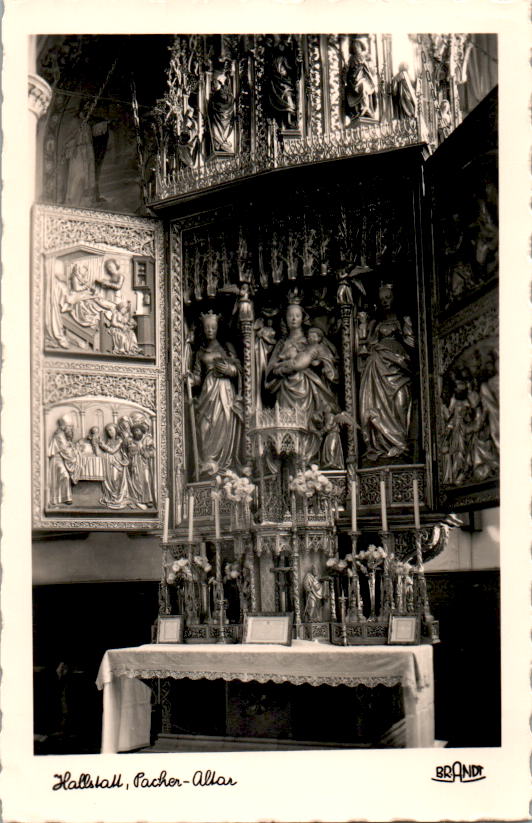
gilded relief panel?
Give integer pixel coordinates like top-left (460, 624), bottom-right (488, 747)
top-left (32, 204), bottom-right (167, 530)
top-left (434, 291), bottom-right (499, 509)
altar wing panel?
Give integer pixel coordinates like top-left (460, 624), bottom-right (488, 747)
top-left (425, 88), bottom-right (499, 511)
top-left (32, 204), bottom-right (168, 530)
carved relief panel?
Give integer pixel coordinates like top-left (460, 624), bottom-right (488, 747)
top-left (32, 205), bottom-right (167, 530)
top-left (427, 90), bottom-right (498, 509)
top-left (434, 292), bottom-right (499, 509)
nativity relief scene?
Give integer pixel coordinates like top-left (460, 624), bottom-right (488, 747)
top-left (30, 34), bottom-right (500, 753)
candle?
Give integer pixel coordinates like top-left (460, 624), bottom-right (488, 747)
top-left (350, 480), bottom-right (357, 533)
top-left (413, 475), bottom-right (421, 530)
top-left (380, 475), bottom-right (388, 532)
top-left (188, 490), bottom-right (195, 542)
top-left (214, 492), bottom-right (221, 539)
top-left (163, 495), bottom-right (169, 543)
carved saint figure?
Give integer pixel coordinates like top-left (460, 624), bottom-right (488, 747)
top-left (190, 312), bottom-right (243, 477)
top-left (128, 421), bottom-right (157, 508)
top-left (303, 565), bottom-right (325, 622)
top-left (109, 302), bottom-right (141, 355)
top-left (318, 408), bottom-right (350, 470)
top-left (48, 418), bottom-right (81, 507)
top-left (442, 370), bottom-right (479, 485)
top-left (442, 356), bottom-right (499, 486)
top-left (265, 304), bottom-right (338, 462)
top-left (62, 261), bottom-right (121, 333)
top-left (176, 107), bottom-right (198, 169)
top-left (63, 102), bottom-right (97, 206)
top-left (208, 73), bottom-right (234, 153)
top-left (344, 35), bottom-right (378, 122)
top-left (438, 99), bottom-right (452, 144)
top-left (99, 423), bottom-right (132, 509)
top-left (480, 350), bottom-right (499, 454)
top-left (254, 316), bottom-right (277, 411)
top-left (264, 35), bottom-right (300, 129)
top-left (391, 63), bottom-right (416, 120)
top-left (359, 283), bottom-right (415, 461)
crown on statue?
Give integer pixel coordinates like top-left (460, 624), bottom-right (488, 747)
top-left (287, 288), bottom-right (303, 306)
top-left (200, 309), bottom-right (221, 322)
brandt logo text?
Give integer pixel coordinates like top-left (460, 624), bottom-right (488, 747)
top-left (432, 762), bottom-right (486, 783)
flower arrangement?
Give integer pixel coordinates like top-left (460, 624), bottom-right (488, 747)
top-left (223, 561), bottom-right (241, 581)
top-left (325, 555), bottom-right (354, 578)
top-left (393, 560), bottom-right (415, 577)
top-left (214, 470), bottom-right (256, 504)
top-left (355, 545), bottom-right (387, 574)
top-left (289, 464), bottom-right (333, 498)
top-left (193, 554), bottom-right (214, 584)
top-left (166, 557), bottom-right (193, 585)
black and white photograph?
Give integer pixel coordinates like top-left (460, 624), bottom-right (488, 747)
top-left (1, 3), bottom-right (529, 822)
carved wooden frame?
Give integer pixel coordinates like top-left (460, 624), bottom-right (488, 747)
top-left (32, 204), bottom-right (167, 530)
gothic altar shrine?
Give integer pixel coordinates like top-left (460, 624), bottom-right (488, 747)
top-left (31, 36), bottom-right (498, 648)
top-left (155, 145), bottom-right (474, 645)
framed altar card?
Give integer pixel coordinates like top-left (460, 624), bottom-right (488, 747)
top-left (156, 615), bottom-right (184, 644)
top-left (388, 615), bottom-right (420, 645)
top-left (242, 613), bottom-right (293, 646)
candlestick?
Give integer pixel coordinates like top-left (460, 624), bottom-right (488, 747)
top-left (379, 474), bottom-right (388, 532)
top-left (350, 480), bottom-right (357, 533)
top-left (163, 495), bottom-right (169, 543)
top-left (187, 490), bottom-right (195, 542)
top-left (413, 475), bottom-right (421, 530)
top-left (214, 492), bottom-right (221, 539)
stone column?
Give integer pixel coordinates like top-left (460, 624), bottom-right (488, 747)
top-left (28, 71), bottom-right (53, 202)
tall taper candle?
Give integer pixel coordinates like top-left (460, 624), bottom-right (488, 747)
top-left (350, 480), bottom-right (357, 533)
top-left (188, 490), bottom-right (195, 542)
top-left (380, 475), bottom-right (388, 532)
top-left (214, 492), bottom-right (221, 539)
top-left (413, 475), bottom-right (421, 530)
top-left (163, 495), bottom-right (169, 543)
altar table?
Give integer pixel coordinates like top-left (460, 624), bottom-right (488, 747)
top-left (96, 640), bottom-right (434, 752)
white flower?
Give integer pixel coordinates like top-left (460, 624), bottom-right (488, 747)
top-left (166, 572), bottom-right (176, 584)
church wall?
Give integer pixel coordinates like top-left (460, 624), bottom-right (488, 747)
top-left (425, 506), bottom-right (499, 572)
top-left (32, 532), bottom-right (161, 585)
top-left (32, 505), bottom-right (500, 588)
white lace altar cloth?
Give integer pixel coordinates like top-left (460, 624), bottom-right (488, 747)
top-left (96, 640), bottom-right (434, 752)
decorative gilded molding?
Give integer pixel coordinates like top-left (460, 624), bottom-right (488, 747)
top-left (155, 118), bottom-right (420, 201)
top-left (28, 73), bottom-right (53, 119)
top-left (169, 221), bottom-right (185, 485)
top-left (307, 36), bottom-right (323, 138)
top-left (437, 292), bottom-right (498, 375)
top-left (42, 207), bottom-right (157, 255)
top-left (43, 371), bottom-right (157, 410)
